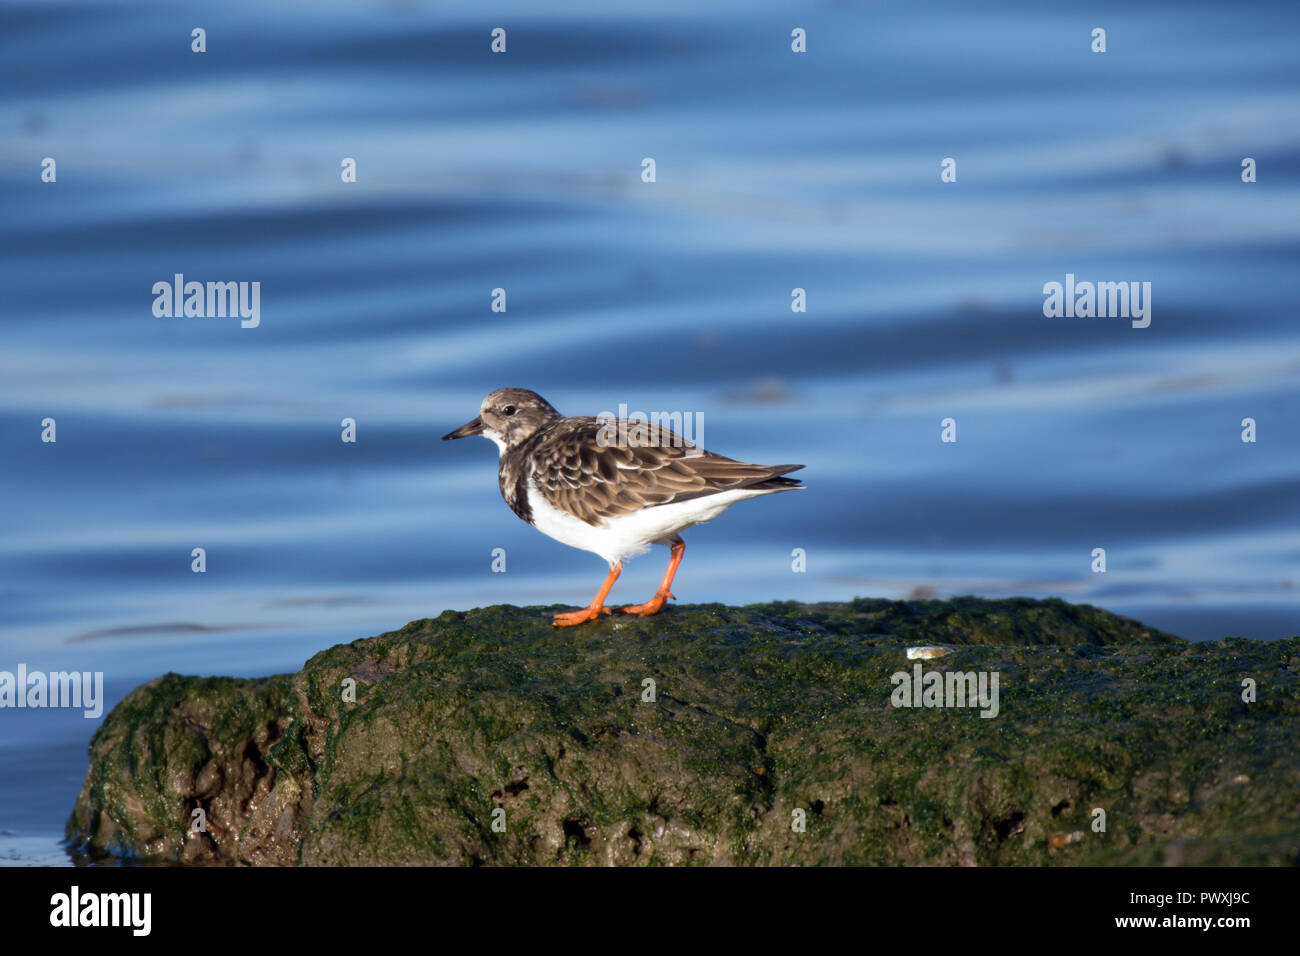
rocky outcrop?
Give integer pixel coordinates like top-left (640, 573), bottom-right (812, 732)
top-left (67, 598), bottom-right (1300, 865)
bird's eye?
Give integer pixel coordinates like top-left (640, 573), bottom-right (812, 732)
top-left (503, 405), bottom-right (517, 416)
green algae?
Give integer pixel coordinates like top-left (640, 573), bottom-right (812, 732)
top-left (67, 598), bottom-right (1299, 865)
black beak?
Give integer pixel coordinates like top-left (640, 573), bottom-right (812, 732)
top-left (442, 415), bottom-right (485, 441)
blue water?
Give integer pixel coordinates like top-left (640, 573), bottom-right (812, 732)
top-left (1, 0), bottom-right (1298, 864)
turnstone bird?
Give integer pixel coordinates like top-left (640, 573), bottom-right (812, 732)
top-left (443, 388), bottom-right (804, 626)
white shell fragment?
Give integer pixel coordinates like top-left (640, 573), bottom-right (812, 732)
top-left (906, 646), bottom-right (950, 660)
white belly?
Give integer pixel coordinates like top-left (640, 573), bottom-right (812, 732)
top-left (525, 484), bottom-right (772, 565)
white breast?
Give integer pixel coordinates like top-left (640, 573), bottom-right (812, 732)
top-left (524, 483), bottom-right (773, 565)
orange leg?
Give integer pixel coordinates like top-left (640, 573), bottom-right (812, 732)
top-left (553, 561), bottom-right (622, 627)
top-left (621, 539), bottom-right (684, 617)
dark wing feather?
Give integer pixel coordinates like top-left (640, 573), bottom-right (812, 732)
top-left (529, 417), bottom-right (803, 526)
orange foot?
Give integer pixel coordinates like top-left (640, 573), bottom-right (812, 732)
top-left (552, 605), bottom-right (613, 627)
top-left (620, 591), bottom-right (674, 617)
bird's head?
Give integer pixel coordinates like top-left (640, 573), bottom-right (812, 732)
top-left (442, 388), bottom-right (562, 454)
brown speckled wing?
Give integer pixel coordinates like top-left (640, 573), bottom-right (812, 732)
top-left (527, 417), bottom-right (802, 526)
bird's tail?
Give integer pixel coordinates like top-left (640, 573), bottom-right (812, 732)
top-left (748, 464), bottom-right (804, 492)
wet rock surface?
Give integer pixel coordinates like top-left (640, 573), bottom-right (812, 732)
top-left (67, 598), bottom-right (1300, 865)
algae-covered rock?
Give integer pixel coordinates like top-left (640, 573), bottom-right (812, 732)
top-left (67, 598), bottom-right (1300, 865)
